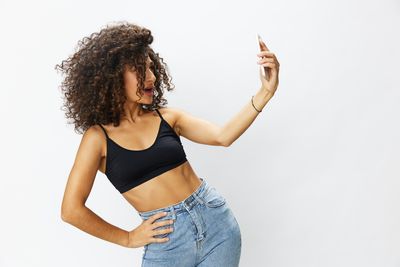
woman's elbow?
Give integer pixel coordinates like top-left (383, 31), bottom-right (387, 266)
top-left (61, 201), bottom-right (83, 223)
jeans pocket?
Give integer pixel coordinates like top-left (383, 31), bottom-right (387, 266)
top-left (199, 186), bottom-right (226, 208)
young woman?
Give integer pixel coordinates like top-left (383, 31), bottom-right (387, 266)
top-left (56, 21), bottom-right (279, 267)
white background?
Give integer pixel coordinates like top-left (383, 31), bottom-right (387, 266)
top-left (1, 0), bottom-right (399, 266)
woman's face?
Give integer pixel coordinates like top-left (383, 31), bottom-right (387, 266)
top-left (123, 57), bottom-right (156, 105)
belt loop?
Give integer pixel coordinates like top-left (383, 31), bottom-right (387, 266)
top-left (193, 192), bottom-right (205, 205)
top-left (169, 206), bottom-right (176, 220)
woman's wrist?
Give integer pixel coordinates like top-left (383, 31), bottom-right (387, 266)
top-left (114, 228), bottom-right (130, 248)
top-left (259, 86), bottom-right (275, 99)
top-left (252, 87), bottom-right (274, 113)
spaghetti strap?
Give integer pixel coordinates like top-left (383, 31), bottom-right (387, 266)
top-left (155, 108), bottom-right (164, 120)
top-left (97, 124), bottom-right (109, 139)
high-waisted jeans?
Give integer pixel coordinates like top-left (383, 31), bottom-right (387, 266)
top-left (137, 177), bottom-right (242, 267)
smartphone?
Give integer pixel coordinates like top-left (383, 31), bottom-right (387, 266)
top-left (257, 34), bottom-right (269, 80)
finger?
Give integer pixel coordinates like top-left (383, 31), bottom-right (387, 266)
top-left (257, 58), bottom-right (275, 64)
top-left (259, 39), bottom-right (270, 51)
top-left (151, 236), bottom-right (170, 243)
top-left (154, 219), bottom-right (174, 228)
top-left (257, 51), bottom-right (276, 59)
top-left (257, 35), bottom-right (270, 51)
top-left (147, 212), bottom-right (169, 224)
top-left (155, 227), bottom-right (173, 236)
top-left (260, 62), bottom-right (277, 68)
top-left (259, 61), bottom-right (279, 70)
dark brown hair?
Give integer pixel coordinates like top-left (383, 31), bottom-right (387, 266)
top-left (55, 21), bottom-right (175, 134)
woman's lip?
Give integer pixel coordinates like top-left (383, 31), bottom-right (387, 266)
top-left (142, 88), bottom-right (154, 95)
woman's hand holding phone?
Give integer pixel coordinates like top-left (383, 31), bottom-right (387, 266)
top-left (256, 34), bottom-right (280, 96)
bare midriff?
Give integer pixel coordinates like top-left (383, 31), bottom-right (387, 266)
top-left (98, 159), bottom-right (202, 213)
top-left (96, 108), bottom-right (202, 213)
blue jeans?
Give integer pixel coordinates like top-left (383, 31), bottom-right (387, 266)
top-left (138, 177), bottom-right (242, 267)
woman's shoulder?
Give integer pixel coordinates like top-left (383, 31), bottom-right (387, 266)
top-left (157, 106), bottom-right (181, 135)
top-left (157, 106), bottom-right (180, 118)
top-left (78, 125), bottom-right (107, 157)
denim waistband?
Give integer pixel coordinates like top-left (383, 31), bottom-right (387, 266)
top-left (137, 177), bottom-right (208, 219)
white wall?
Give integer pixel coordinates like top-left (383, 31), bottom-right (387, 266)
top-left (0, 0), bottom-right (399, 266)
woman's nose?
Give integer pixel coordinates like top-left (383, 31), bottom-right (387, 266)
top-left (147, 69), bottom-right (156, 81)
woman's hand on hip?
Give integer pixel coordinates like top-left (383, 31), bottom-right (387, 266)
top-left (126, 212), bottom-right (174, 248)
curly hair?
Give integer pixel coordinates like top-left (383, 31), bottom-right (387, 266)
top-left (54, 21), bottom-right (175, 134)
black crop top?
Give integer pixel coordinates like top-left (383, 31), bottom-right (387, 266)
top-left (97, 109), bottom-right (188, 193)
